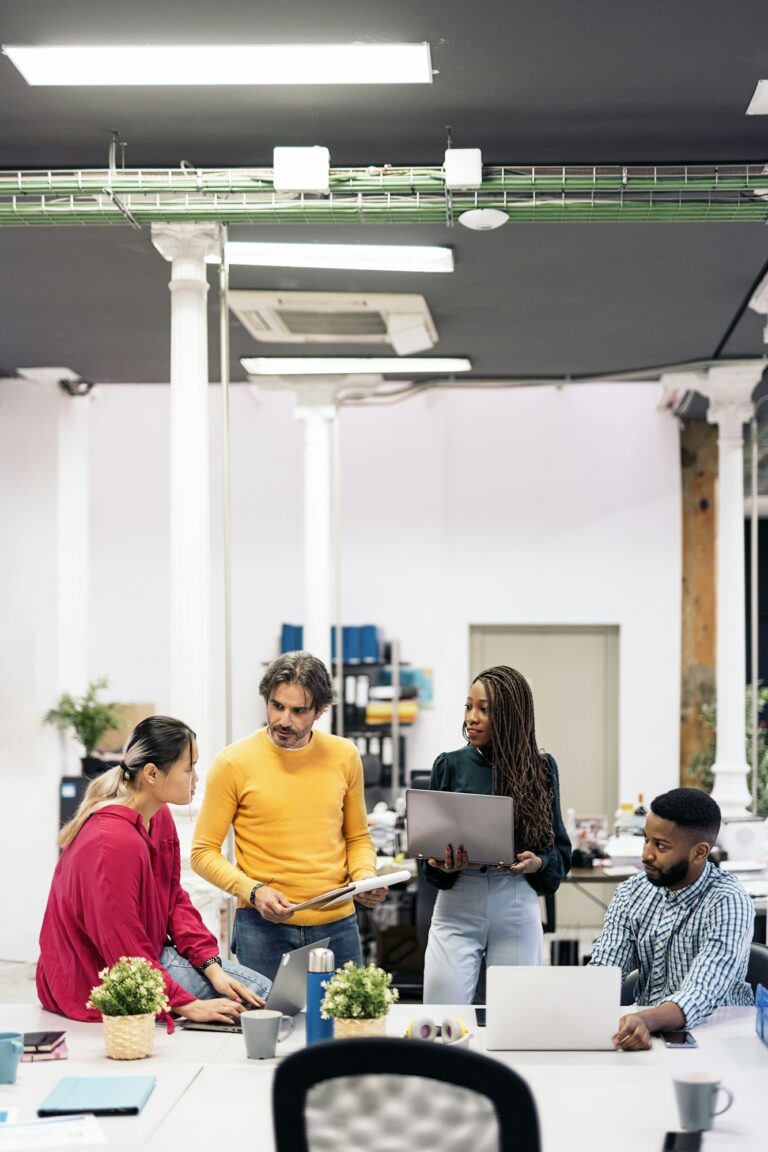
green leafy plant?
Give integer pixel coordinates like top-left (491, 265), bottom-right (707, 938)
top-left (321, 962), bottom-right (398, 1020)
top-left (43, 677), bottom-right (120, 757)
top-left (687, 684), bottom-right (768, 816)
top-left (87, 956), bottom-right (170, 1017)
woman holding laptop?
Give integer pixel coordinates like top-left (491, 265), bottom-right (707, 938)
top-left (422, 666), bottom-right (571, 1003)
top-left (37, 715), bottom-right (270, 1024)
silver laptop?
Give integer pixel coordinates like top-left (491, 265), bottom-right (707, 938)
top-left (406, 788), bottom-right (515, 867)
top-left (182, 937), bottom-right (331, 1032)
top-left (484, 965), bottom-right (621, 1050)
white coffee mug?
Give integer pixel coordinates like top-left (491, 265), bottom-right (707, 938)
top-left (673, 1072), bottom-right (734, 1131)
top-left (241, 1009), bottom-right (295, 1060)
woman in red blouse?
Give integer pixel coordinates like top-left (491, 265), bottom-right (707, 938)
top-left (37, 715), bottom-right (270, 1023)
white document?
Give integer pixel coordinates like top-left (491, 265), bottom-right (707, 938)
top-left (0, 1115), bottom-right (105, 1149)
top-left (289, 869), bottom-right (411, 912)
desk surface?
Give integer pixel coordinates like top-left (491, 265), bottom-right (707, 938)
top-left (1, 1002), bottom-right (766, 1151)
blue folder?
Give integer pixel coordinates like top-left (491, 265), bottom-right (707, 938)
top-left (37, 1076), bottom-right (156, 1116)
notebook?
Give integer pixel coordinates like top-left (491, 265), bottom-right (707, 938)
top-left (406, 788), bottom-right (515, 866)
top-left (182, 937), bottom-right (331, 1032)
top-left (37, 1076), bottom-right (156, 1117)
top-left (484, 965), bottom-right (621, 1050)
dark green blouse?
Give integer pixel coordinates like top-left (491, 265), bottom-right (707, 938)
top-left (419, 743), bottom-right (572, 896)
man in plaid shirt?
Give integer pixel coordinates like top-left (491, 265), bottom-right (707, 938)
top-left (590, 787), bottom-right (754, 1051)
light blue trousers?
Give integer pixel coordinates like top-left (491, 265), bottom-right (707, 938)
top-left (424, 870), bottom-right (543, 1004)
top-left (159, 945), bottom-right (271, 1001)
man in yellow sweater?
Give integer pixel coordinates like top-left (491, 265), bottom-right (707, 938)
top-left (191, 651), bottom-right (385, 981)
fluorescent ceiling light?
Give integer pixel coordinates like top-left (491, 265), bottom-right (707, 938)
top-left (2, 43), bottom-right (433, 86)
top-left (242, 356), bottom-right (471, 376)
top-left (746, 80), bottom-right (768, 114)
top-left (206, 242), bottom-right (454, 273)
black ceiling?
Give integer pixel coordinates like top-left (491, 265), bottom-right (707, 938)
top-left (1, 0), bottom-right (767, 384)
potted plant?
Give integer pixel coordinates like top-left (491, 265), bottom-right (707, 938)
top-left (44, 677), bottom-right (121, 778)
top-left (87, 956), bottom-right (169, 1059)
top-left (321, 961), bottom-right (398, 1039)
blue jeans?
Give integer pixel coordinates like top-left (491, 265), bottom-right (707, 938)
top-left (424, 870), bottom-right (543, 1004)
top-left (159, 945), bottom-right (271, 1000)
top-left (233, 910), bottom-right (362, 982)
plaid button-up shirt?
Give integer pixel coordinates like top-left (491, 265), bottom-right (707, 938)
top-left (589, 862), bottom-right (754, 1027)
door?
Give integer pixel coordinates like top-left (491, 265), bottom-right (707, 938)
top-left (470, 625), bottom-right (619, 928)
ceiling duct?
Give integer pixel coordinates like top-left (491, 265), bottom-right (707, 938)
top-left (228, 291), bottom-right (437, 352)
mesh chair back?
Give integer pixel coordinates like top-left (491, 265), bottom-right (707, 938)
top-left (273, 1037), bottom-right (540, 1152)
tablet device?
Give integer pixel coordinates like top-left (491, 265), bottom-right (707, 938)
top-left (405, 788), bottom-right (515, 866)
top-left (37, 1076), bottom-right (156, 1116)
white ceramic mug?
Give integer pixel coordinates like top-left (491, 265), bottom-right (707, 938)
top-left (241, 1009), bottom-right (295, 1060)
top-left (673, 1072), bottom-right (734, 1131)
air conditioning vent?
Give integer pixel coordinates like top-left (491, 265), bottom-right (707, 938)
top-left (280, 310), bottom-right (388, 337)
top-left (229, 291), bottom-right (438, 351)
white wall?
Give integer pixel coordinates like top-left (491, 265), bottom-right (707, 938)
top-left (1, 377), bottom-right (681, 960)
top-left (0, 380), bottom-right (61, 961)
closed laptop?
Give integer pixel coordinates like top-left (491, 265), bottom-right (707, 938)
top-left (485, 965), bottom-right (621, 1050)
top-left (405, 789), bottom-right (515, 867)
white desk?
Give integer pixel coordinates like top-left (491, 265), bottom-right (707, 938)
top-left (1, 1003), bottom-right (766, 1151)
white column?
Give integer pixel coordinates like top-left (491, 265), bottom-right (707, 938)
top-left (294, 385), bottom-right (337, 730)
top-left (57, 386), bottom-right (92, 774)
top-left (151, 224), bottom-right (221, 751)
top-left (695, 364), bottom-right (762, 817)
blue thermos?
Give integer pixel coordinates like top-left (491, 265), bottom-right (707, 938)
top-left (306, 947), bottom-right (335, 1045)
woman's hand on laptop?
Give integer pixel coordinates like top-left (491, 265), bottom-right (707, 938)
top-left (205, 966), bottom-right (266, 1008)
top-left (427, 844), bottom-right (469, 873)
top-left (505, 851), bottom-right (543, 875)
top-left (176, 998), bottom-right (248, 1024)
top-left (252, 884), bottom-right (295, 923)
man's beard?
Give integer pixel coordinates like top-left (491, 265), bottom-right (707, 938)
top-left (644, 857), bottom-right (690, 888)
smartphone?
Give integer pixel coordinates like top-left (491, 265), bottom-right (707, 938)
top-left (662, 1132), bottom-right (702, 1151)
top-left (660, 1029), bottom-right (697, 1048)
top-left (474, 1007), bottom-right (486, 1028)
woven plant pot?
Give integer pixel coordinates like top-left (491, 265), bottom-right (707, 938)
top-left (333, 1016), bottom-right (388, 1040)
top-left (102, 1012), bottom-right (156, 1059)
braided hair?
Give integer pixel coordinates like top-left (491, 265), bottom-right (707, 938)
top-left (463, 666), bottom-right (554, 852)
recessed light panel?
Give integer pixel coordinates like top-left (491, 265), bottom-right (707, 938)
top-left (746, 80), bottom-right (768, 114)
top-left (242, 356), bottom-right (471, 375)
top-left (2, 43), bottom-right (433, 86)
top-left (206, 242), bottom-right (454, 273)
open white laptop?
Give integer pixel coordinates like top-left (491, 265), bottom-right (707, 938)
top-left (182, 937), bottom-right (331, 1032)
top-left (484, 964), bottom-right (621, 1051)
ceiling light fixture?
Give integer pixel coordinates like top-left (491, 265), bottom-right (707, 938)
top-left (458, 208), bottom-right (509, 231)
top-left (206, 241), bottom-right (454, 273)
top-left (1, 43), bottom-right (433, 86)
top-left (746, 80), bottom-right (768, 114)
top-left (241, 356), bottom-right (471, 376)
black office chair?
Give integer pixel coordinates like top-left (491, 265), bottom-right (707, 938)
top-left (620, 970), bottom-right (639, 1006)
top-left (621, 942), bottom-right (768, 1006)
top-left (273, 1037), bottom-right (541, 1152)
top-left (746, 941), bottom-right (768, 992)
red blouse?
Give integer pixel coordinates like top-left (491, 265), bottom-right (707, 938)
top-left (37, 805), bottom-right (218, 1021)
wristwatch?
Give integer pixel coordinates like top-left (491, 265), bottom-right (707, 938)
top-left (197, 956), bottom-right (223, 974)
top-left (249, 883), bottom-right (262, 907)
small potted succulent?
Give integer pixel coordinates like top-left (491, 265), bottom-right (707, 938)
top-left (88, 957), bottom-right (169, 1059)
top-left (44, 677), bottom-right (121, 778)
top-left (321, 961), bottom-right (398, 1039)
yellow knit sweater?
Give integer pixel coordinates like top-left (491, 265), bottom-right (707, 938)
top-left (191, 728), bottom-right (376, 926)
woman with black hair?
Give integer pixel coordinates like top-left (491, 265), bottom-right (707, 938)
top-left (37, 715), bottom-right (270, 1023)
top-left (422, 666), bottom-right (571, 1003)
